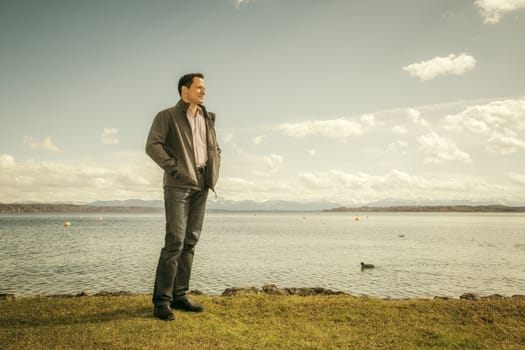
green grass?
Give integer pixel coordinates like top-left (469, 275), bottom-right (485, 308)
top-left (1, 293), bottom-right (524, 349)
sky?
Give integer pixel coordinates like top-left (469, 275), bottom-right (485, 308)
top-left (1, 0), bottom-right (525, 206)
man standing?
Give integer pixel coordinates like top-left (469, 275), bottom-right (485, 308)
top-left (146, 73), bottom-right (220, 321)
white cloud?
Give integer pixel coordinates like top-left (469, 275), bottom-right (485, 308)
top-left (23, 136), bottom-right (64, 153)
top-left (218, 177), bottom-right (292, 201)
top-left (417, 132), bottom-right (471, 163)
top-left (509, 172), bottom-right (525, 185)
top-left (360, 114), bottom-right (376, 126)
top-left (230, 141), bottom-right (245, 155)
top-left (232, 0), bottom-right (254, 9)
top-left (221, 177), bottom-right (255, 187)
top-left (279, 118), bottom-right (366, 139)
top-left (225, 135), bottom-right (284, 175)
top-left (388, 140), bottom-right (408, 153)
top-left (214, 98), bottom-right (525, 204)
top-left (101, 128), bottom-right (119, 145)
top-left (403, 53), bottom-right (476, 81)
top-left (290, 169), bottom-right (510, 204)
top-left (487, 131), bottom-right (525, 154)
top-left (406, 108), bottom-right (429, 127)
top-left (444, 98), bottom-right (525, 154)
top-left (262, 154), bottom-right (284, 173)
top-left (0, 154), bottom-right (161, 203)
top-left (407, 108), bottom-right (420, 119)
top-left (3, 149), bottom-right (522, 204)
top-left (475, 0), bottom-right (525, 24)
top-left (298, 171), bottom-right (372, 190)
top-left (0, 154), bottom-right (16, 169)
top-left (223, 132), bottom-right (234, 143)
top-left (253, 134), bottom-right (266, 145)
top-left (219, 169), bottom-right (517, 204)
top-left (392, 125), bottom-right (408, 134)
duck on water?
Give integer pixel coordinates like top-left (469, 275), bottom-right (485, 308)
top-left (361, 262), bottom-right (375, 269)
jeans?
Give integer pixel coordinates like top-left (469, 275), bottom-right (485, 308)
top-left (152, 174), bottom-right (208, 305)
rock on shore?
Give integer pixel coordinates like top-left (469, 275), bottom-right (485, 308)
top-left (1, 287), bottom-right (524, 300)
top-left (222, 284), bottom-right (347, 296)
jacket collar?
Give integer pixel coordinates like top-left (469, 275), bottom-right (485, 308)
top-left (175, 98), bottom-right (190, 111)
top-left (175, 99), bottom-right (209, 119)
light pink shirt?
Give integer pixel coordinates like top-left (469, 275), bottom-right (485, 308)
top-left (186, 106), bottom-right (208, 168)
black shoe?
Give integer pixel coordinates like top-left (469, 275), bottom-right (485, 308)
top-left (154, 304), bottom-right (175, 321)
top-left (171, 297), bottom-right (204, 312)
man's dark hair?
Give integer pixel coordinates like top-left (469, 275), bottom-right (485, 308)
top-left (178, 73), bottom-right (204, 96)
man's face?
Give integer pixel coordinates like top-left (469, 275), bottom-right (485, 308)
top-left (183, 77), bottom-right (206, 105)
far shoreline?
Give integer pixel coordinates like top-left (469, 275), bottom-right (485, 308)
top-left (1, 203), bottom-right (525, 214)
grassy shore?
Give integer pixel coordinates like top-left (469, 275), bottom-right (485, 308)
top-left (1, 292), bottom-right (524, 349)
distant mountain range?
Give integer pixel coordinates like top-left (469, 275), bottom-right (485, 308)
top-left (207, 198), bottom-right (345, 211)
top-left (326, 204), bottom-right (525, 213)
top-left (90, 199), bottom-right (342, 211)
top-left (90, 199), bottom-right (164, 208)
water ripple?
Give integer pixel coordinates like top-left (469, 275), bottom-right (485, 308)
top-left (1, 212), bottom-right (524, 297)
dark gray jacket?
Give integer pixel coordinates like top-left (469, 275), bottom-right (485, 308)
top-left (145, 99), bottom-right (221, 190)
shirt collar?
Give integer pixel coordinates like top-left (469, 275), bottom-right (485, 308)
top-left (187, 106), bottom-right (203, 118)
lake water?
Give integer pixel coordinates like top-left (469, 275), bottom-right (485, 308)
top-left (0, 212), bottom-right (524, 299)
